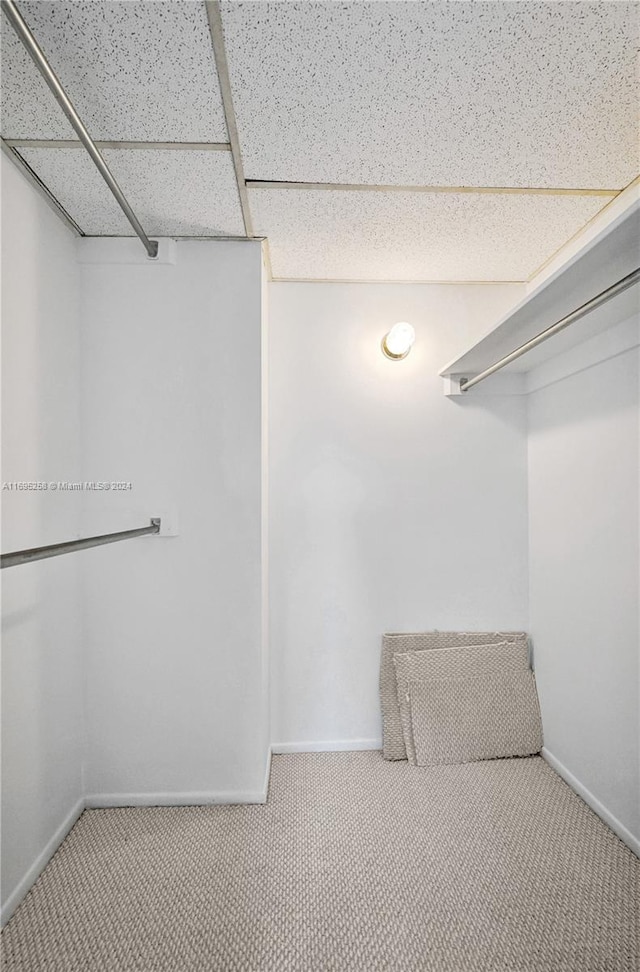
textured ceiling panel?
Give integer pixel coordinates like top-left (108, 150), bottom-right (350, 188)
top-left (223, 1), bottom-right (639, 189)
top-left (1, 1), bottom-right (227, 141)
top-left (249, 188), bottom-right (608, 281)
top-left (19, 148), bottom-right (245, 236)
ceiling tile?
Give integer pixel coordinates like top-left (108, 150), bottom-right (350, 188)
top-left (18, 147), bottom-right (245, 237)
top-left (249, 188), bottom-right (608, 281)
top-left (223, 1), bottom-right (638, 189)
top-left (1, 1), bottom-right (227, 141)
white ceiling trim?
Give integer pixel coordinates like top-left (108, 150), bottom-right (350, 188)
top-left (271, 277), bottom-right (527, 285)
top-left (247, 180), bottom-right (618, 199)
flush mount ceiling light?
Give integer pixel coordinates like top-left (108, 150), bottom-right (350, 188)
top-left (381, 321), bottom-right (415, 360)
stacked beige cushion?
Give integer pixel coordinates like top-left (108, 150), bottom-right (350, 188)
top-left (409, 671), bottom-right (543, 766)
top-left (380, 631), bottom-right (529, 760)
top-left (393, 641), bottom-right (530, 763)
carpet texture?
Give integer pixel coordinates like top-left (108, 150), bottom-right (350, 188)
top-left (409, 671), bottom-right (543, 766)
top-left (2, 753), bottom-right (638, 972)
top-left (392, 641), bottom-right (529, 763)
top-left (380, 631), bottom-right (528, 759)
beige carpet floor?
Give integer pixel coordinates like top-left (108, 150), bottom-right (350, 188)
top-left (2, 752), bottom-right (639, 971)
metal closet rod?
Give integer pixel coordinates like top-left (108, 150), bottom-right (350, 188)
top-left (2, 0), bottom-right (158, 259)
top-left (1, 519), bottom-right (161, 570)
top-left (460, 267), bottom-right (640, 392)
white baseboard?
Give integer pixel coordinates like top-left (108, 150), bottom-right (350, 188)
top-left (1, 797), bottom-right (85, 927)
top-left (261, 747), bottom-right (273, 802)
top-left (542, 747), bottom-right (640, 858)
top-left (271, 738), bottom-right (382, 754)
top-left (85, 789), bottom-right (268, 808)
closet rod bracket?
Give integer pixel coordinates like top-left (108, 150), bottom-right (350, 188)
top-left (1, 519), bottom-right (162, 570)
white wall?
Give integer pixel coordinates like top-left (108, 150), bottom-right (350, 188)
top-left (1, 157), bottom-right (84, 920)
top-left (4, 156), bottom-right (633, 922)
top-left (528, 320), bottom-right (640, 848)
top-left (78, 239), bottom-right (269, 804)
top-left (268, 282), bottom-right (529, 749)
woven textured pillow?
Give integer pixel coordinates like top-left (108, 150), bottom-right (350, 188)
top-left (409, 671), bottom-right (543, 766)
top-left (380, 631), bottom-right (528, 760)
top-left (393, 641), bottom-right (530, 764)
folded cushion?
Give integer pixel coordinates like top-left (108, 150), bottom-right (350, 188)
top-left (380, 631), bottom-right (528, 760)
top-left (409, 671), bottom-right (543, 766)
top-left (393, 641), bottom-right (529, 763)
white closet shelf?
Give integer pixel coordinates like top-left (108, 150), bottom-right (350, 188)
top-left (440, 191), bottom-right (640, 389)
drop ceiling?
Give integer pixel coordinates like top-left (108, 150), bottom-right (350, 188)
top-left (18, 146), bottom-right (244, 237)
top-left (1, 0), bottom-right (638, 282)
top-left (1, 0), bottom-right (227, 140)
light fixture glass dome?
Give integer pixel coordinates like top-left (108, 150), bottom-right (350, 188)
top-left (382, 322), bottom-right (415, 359)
